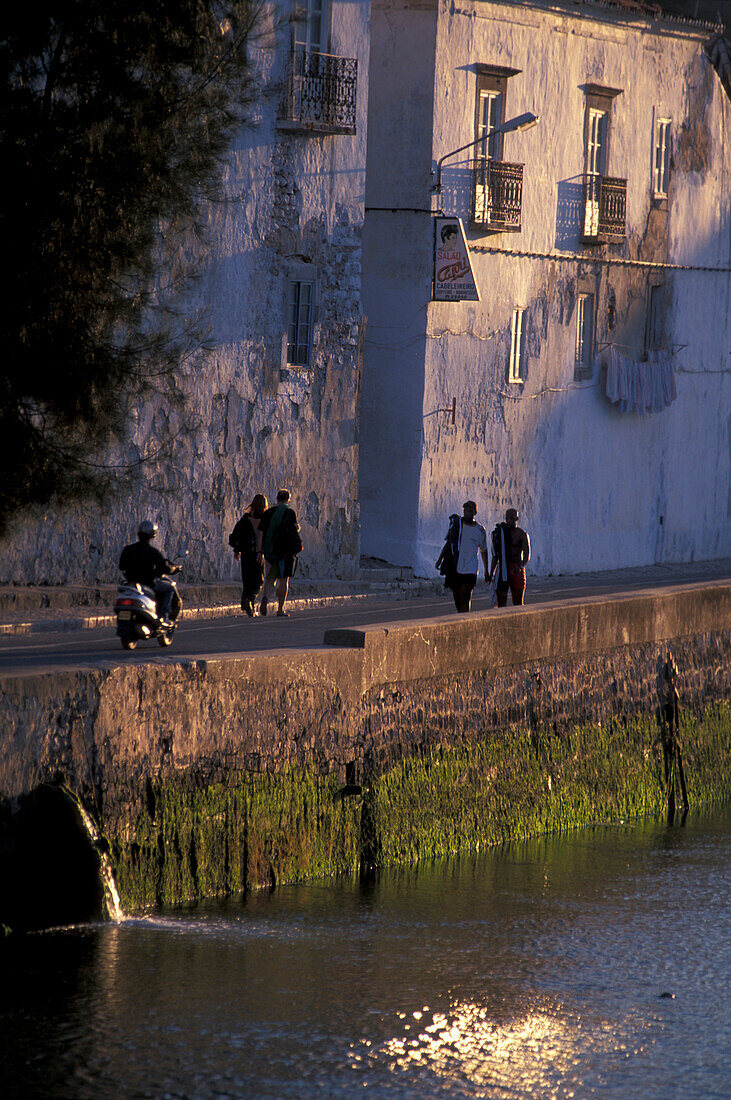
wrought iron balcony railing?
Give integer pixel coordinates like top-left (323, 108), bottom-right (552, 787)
top-left (471, 160), bottom-right (524, 232)
top-left (279, 51), bottom-right (357, 135)
top-left (581, 174), bottom-right (627, 243)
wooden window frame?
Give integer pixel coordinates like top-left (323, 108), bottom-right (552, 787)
top-left (287, 278), bottom-right (315, 368)
top-left (653, 116), bottom-right (671, 199)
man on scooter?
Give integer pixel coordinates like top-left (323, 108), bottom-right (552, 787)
top-left (119, 521), bottom-right (180, 625)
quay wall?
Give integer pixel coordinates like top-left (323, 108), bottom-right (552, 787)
top-left (1, 582), bottom-right (730, 929)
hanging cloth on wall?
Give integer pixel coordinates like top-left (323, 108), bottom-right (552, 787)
top-left (604, 347), bottom-right (677, 415)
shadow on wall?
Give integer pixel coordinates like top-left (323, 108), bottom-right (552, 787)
top-left (438, 164), bottom-right (474, 219)
top-left (429, 169), bottom-right (623, 255)
top-left (555, 178), bottom-right (586, 250)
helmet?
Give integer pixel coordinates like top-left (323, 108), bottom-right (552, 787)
top-left (138, 520), bottom-right (158, 539)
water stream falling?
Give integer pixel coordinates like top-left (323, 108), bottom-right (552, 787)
top-left (74, 798), bottom-right (124, 923)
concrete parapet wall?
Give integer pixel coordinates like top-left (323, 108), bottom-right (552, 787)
top-left (1, 582), bottom-right (729, 926)
top-left (325, 581), bottom-right (731, 682)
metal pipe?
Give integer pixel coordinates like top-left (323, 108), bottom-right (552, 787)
top-left (432, 112), bottom-right (539, 193)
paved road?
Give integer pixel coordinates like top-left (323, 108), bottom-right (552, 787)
top-left (5, 592), bottom-right (454, 676)
top-left (1, 561), bottom-right (728, 678)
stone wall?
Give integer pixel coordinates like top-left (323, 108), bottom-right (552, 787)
top-left (0, 0), bottom-right (370, 587)
top-left (1, 582), bottom-right (729, 928)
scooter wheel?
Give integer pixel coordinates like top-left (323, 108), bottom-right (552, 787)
top-left (121, 636), bottom-right (137, 651)
top-left (158, 630), bottom-right (174, 647)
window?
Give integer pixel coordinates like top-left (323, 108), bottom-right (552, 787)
top-left (282, 0), bottom-right (356, 135)
top-left (575, 293), bottom-right (595, 379)
top-left (472, 66), bottom-right (521, 230)
top-left (479, 90), bottom-right (504, 162)
top-left (292, 0), bottom-right (329, 54)
top-left (583, 108), bottom-right (608, 239)
top-left (581, 85), bottom-right (621, 176)
top-left (287, 280), bottom-right (314, 367)
top-left (586, 108), bottom-right (607, 177)
top-left (646, 283), bottom-right (667, 352)
top-left (474, 66), bottom-right (519, 163)
top-left (581, 85), bottom-right (624, 242)
top-left (654, 117), bottom-right (671, 198)
top-left (509, 308), bottom-right (526, 383)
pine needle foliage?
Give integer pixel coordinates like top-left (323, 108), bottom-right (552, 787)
top-left (0, 1), bottom-right (259, 533)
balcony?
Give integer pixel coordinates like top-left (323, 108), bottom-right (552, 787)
top-left (471, 160), bottom-right (524, 232)
top-left (581, 174), bottom-right (627, 243)
top-left (279, 51), bottom-right (358, 135)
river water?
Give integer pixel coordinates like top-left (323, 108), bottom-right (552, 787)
top-left (2, 811), bottom-right (729, 1100)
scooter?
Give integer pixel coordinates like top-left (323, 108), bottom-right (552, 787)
top-left (114, 570), bottom-right (182, 651)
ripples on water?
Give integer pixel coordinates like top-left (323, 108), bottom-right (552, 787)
top-left (2, 813), bottom-right (729, 1099)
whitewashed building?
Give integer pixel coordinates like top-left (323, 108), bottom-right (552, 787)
top-left (0, 0), bottom-right (369, 584)
top-left (360, 0), bottom-right (731, 576)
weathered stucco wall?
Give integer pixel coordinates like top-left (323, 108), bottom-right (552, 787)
top-left (361, 0), bottom-right (731, 575)
top-left (0, 0), bottom-right (370, 587)
top-left (1, 582), bottom-right (729, 927)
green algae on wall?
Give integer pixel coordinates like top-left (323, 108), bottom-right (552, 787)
top-left (365, 703), bottom-right (731, 867)
top-left (112, 766), bottom-right (362, 912)
top-left (244, 768), bottom-right (362, 888)
top-left (110, 703), bottom-right (731, 912)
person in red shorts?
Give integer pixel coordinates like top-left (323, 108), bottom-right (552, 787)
top-left (490, 507), bottom-right (531, 606)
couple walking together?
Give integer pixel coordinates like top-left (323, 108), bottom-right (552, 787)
top-left (437, 501), bottom-right (530, 613)
top-left (228, 489), bottom-right (302, 617)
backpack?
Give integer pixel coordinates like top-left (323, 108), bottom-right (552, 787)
top-left (437, 514), bottom-right (461, 583)
top-left (446, 514), bottom-right (461, 563)
top-left (274, 510), bottom-right (303, 557)
top-left (228, 516), bottom-right (256, 556)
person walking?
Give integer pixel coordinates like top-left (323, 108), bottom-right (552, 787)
top-left (228, 494), bottom-right (268, 616)
top-left (258, 489), bottom-right (302, 617)
top-left (490, 507), bottom-right (531, 606)
top-left (437, 500), bottom-right (489, 613)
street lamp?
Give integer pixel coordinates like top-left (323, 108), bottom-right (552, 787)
top-left (432, 111), bottom-right (539, 194)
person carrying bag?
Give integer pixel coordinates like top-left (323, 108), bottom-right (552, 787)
top-left (258, 489), bottom-right (302, 617)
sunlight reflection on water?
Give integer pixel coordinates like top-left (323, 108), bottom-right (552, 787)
top-left (356, 999), bottom-right (651, 1097)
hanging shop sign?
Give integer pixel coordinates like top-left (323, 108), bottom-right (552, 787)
top-left (433, 217), bottom-right (480, 301)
